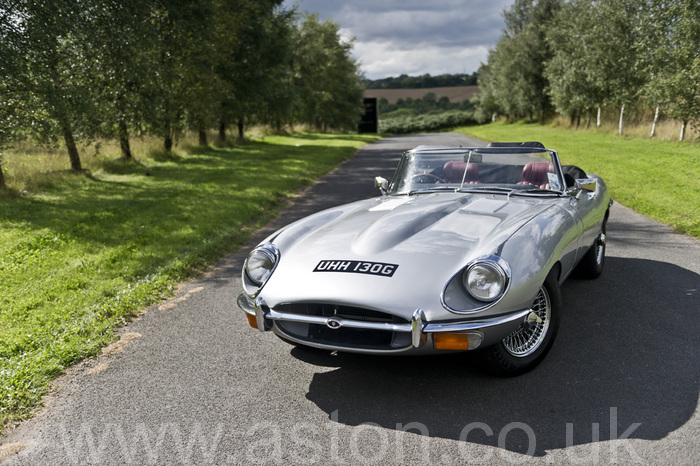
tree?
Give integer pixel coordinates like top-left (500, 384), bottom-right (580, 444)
top-left (227, 1), bottom-right (294, 138)
top-left (641, 0), bottom-right (700, 140)
top-left (473, 62), bottom-right (501, 123)
top-left (12, 0), bottom-right (96, 170)
top-left (545, 0), bottom-right (605, 126)
top-left (85, 0), bottom-right (159, 159)
top-left (0, 1), bottom-right (25, 187)
top-left (293, 14), bottom-right (364, 131)
top-left (595, 0), bottom-right (646, 134)
top-left (484, 0), bottom-right (562, 122)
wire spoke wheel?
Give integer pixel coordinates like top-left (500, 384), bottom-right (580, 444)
top-left (502, 286), bottom-right (551, 357)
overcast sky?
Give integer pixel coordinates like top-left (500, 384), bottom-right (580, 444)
top-left (282, 0), bottom-right (514, 80)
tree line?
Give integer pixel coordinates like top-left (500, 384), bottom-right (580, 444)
top-left (0, 0), bottom-right (364, 187)
top-left (378, 93), bottom-right (475, 116)
top-left (476, 0), bottom-right (699, 140)
top-left (364, 72), bottom-right (479, 89)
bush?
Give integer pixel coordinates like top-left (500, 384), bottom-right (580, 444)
top-left (379, 111), bottom-right (477, 134)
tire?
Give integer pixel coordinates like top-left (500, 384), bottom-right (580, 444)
top-left (576, 217), bottom-right (607, 279)
top-left (484, 271), bottom-right (561, 376)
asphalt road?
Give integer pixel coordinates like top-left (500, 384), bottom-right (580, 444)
top-left (2, 133), bottom-right (699, 464)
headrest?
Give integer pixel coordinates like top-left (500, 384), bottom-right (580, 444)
top-left (443, 162), bottom-right (478, 182)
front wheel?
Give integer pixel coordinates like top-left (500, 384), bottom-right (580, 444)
top-left (484, 272), bottom-right (561, 376)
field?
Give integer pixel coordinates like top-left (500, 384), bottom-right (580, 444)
top-left (458, 122), bottom-right (700, 238)
top-left (364, 86), bottom-right (479, 104)
top-left (0, 133), bottom-right (379, 430)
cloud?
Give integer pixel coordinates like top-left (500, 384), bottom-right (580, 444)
top-left (352, 40), bottom-right (490, 79)
top-left (285, 0), bottom-right (513, 78)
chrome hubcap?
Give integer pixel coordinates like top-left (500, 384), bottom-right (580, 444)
top-left (502, 286), bottom-right (551, 357)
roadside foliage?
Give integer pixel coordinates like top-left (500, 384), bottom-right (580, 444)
top-left (0, 1), bottom-right (364, 180)
top-left (477, 0), bottom-right (699, 140)
top-left (0, 134), bottom-right (378, 430)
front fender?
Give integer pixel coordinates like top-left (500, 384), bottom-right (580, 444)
top-left (496, 203), bottom-right (579, 311)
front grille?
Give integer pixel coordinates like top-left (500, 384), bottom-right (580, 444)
top-left (274, 303), bottom-right (411, 350)
top-left (275, 303), bottom-right (408, 324)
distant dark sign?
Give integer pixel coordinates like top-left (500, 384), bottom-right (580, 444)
top-left (358, 98), bottom-right (378, 133)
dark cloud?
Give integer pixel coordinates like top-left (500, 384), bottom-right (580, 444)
top-left (284, 0), bottom-right (513, 78)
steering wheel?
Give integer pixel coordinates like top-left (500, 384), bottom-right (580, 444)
top-left (411, 173), bottom-right (445, 183)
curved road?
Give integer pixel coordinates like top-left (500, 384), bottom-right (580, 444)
top-left (2, 133), bottom-right (699, 464)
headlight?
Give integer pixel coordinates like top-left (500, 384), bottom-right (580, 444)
top-left (244, 244), bottom-right (279, 286)
top-left (463, 261), bottom-right (507, 302)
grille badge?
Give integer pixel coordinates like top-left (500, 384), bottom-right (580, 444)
top-left (326, 318), bottom-right (342, 329)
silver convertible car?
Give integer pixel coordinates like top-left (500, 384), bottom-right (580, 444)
top-left (237, 142), bottom-right (612, 375)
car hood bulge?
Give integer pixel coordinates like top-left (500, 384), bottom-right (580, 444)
top-left (261, 193), bottom-right (553, 319)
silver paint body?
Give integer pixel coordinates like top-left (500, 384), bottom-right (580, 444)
top-left (238, 146), bottom-right (611, 354)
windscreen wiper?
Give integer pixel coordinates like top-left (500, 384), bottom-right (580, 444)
top-left (407, 187), bottom-right (458, 195)
top-left (457, 186), bottom-right (514, 194)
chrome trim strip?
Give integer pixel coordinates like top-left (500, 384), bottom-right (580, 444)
top-left (265, 308), bottom-right (412, 332)
top-left (250, 305), bottom-right (530, 336)
top-left (424, 309), bottom-right (531, 333)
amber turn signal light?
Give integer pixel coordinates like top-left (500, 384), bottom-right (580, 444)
top-left (246, 313), bottom-right (258, 329)
top-left (434, 333), bottom-right (470, 350)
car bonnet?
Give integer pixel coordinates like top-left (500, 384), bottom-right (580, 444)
top-left (259, 193), bottom-right (553, 319)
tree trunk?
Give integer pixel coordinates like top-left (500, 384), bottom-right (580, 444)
top-left (650, 107), bottom-right (659, 138)
top-left (0, 158), bottom-right (6, 190)
top-left (198, 120), bottom-right (207, 146)
top-left (680, 120), bottom-right (687, 141)
top-left (596, 107), bottom-right (601, 127)
top-left (585, 111), bottom-right (592, 129)
top-left (61, 121), bottom-right (82, 171)
top-left (237, 119), bottom-right (244, 140)
top-left (218, 119), bottom-right (226, 143)
top-left (163, 118), bottom-right (173, 152)
top-left (576, 110), bottom-right (581, 129)
top-left (491, 113), bottom-right (497, 123)
top-left (118, 118), bottom-right (133, 159)
top-left (569, 112), bottom-right (576, 127)
top-left (618, 105), bottom-right (625, 135)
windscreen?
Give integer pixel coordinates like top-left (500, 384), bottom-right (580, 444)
top-left (388, 147), bottom-right (564, 195)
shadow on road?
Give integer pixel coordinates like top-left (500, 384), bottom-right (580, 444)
top-left (296, 257), bottom-right (699, 457)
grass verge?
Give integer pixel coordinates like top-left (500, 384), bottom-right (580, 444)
top-left (457, 122), bottom-right (699, 238)
top-left (0, 133), bottom-right (380, 431)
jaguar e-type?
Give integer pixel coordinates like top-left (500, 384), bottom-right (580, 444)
top-left (237, 142), bottom-right (612, 375)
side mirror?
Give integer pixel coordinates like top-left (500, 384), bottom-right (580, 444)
top-left (568, 178), bottom-right (596, 199)
top-left (374, 176), bottom-right (389, 196)
top-left (577, 178), bottom-right (597, 193)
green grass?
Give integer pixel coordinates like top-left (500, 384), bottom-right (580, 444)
top-left (457, 122), bottom-right (700, 238)
top-left (0, 133), bottom-right (379, 430)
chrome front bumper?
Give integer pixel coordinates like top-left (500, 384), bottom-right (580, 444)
top-left (237, 293), bottom-right (531, 352)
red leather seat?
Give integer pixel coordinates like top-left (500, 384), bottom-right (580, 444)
top-left (442, 162), bottom-right (479, 184)
top-left (519, 162), bottom-right (554, 189)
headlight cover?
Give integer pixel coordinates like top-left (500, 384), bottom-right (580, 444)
top-left (244, 243), bottom-right (279, 289)
top-left (462, 260), bottom-right (507, 302)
